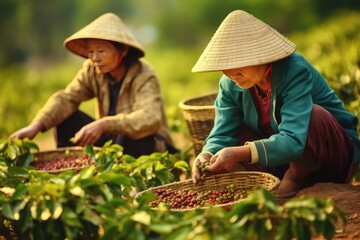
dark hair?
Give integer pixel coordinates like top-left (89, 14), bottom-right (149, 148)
top-left (110, 41), bottom-right (138, 64)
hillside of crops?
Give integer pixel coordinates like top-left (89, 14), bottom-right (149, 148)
top-left (0, 10), bottom-right (359, 142)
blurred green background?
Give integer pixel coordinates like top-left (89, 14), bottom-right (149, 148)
top-left (0, 0), bottom-right (359, 151)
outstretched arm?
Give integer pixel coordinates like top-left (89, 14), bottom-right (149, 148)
top-left (9, 121), bottom-right (45, 140)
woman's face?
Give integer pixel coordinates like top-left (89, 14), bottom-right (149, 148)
top-left (222, 65), bottom-right (268, 89)
top-left (86, 39), bottom-right (126, 74)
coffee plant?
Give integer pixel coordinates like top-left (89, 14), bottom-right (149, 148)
top-left (0, 138), bottom-right (347, 239)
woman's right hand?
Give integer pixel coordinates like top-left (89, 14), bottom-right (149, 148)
top-left (9, 121), bottom-right (44, 140)
top-left (72, 119), bottom-right (107, 146)
top-left (192, 152), bottom-right (213, 185)
top-left (205, 146), bottom-right (251, 173)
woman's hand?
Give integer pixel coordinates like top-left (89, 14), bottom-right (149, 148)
top-left (205, 146), bottom-right (251, 174)
top-left (9, 121), bottom-right (44, 140)
top-left (73, 119), bottom-right (107, 146)
top-left (192, 152), bottom-right (213, 184)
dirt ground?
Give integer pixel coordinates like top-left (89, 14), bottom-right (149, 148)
top-left (291, 182), bottom-right (360, 240)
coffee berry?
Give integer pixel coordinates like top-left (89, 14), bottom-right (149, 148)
top-left (196, 161), bottom-right (210, 180)
top-left (149, 184), bottom-right (248, 210)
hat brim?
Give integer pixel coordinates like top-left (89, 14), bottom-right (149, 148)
top-left (64, 37), bottom-right (144, 59)
top-left (192, 10), bottom-right (296, 72)
top-left (63, 13), bottom-right (145, 58)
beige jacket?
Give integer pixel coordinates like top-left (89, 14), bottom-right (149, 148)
top-left (33, 58), bottom-right (174, 147)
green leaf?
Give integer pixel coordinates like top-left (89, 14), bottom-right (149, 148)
top-left (76, 178), bottom-right (99, 188)
top-left (69, 186), bottom-right (85, 197)
top-left (133, 176), bottom-right (147, 191)
top-left (11, 184), bottom-right (28, 200)
top-left (4, 199), bottom-right (27, 220)
top-left (154, 162), bottom-right (166, 172)
top-left (95, 198), bottom-right (129, 217)
top-left (131, 211), bottom-right (151, 225)
top-left (135, 192), bottom-right (156, 207)
top-left (83, 208), bottom-right (102, 225)
top-left (275, 220), bottom-right (292, 240)
top-left (0, 141), bottom-right (8, 154)
top-left (49, 177), bottom-right (66, 185)
top-left (40, 207), bottom-right (51, 221)
top-left (18, 206), bottom-right (33, 234)
top-left (284, 198), bottom-right (317, 209)
top-left (0, 186), bottom-right (15, 196)
top-left (102, 140), bottom-right (113, 148)
top-left (123, 155), bottom-right (136, 164)
top-left (23, 139), bottom-right (39, 151)
top-left (212, 235), bottom-right (231, 240)
top-left (228, 202), bottom-right (258, 220)
top-left (99, 172), bottom-right (132, 187)
top-left (129, 228), bottom-right (146, 240)
top-left (150, 222), bottom-right (178, 234)
top-left (15, 152), bottom-right (33, 167)
top-left (52, 202), bottom-right (63, 219)
top-left (61, 207), bottom-right (82, 227)
top-left (77, 165), bottom-right (97, 179)
top-left (9, 143), bottom-right (20, 160)
top-left (8, 166), bottom-right (29, 177)
top-left (264, 218), bottom-right (273, 231)
top-left (110, 143), bottom-right (124, 152)
top-left (145, 165), bottom-right (154, 180)
top-left (153, 168), bottom-right (173, 184)
top-left (103, 160), bottom-right (115, 172)
top-left (41, 182), bottom-right (65, 198)
top-left (1, 202), bottom-right (15, 219)
top-left (173, 160), bottom-right (190, 171)
top-left (101, 224), bottom-right (120, 240)
top-left (85, 145), bottom-right (96, 157)
top-left (166, 225), bottom-right (192, 240)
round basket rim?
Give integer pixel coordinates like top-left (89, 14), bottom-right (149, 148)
top-left (32, 146), bottom-right (100, 173)
top-left (178, 91), bottom-right (217, 110)
top-left (33, 146), bottom-right (102, 156)
top-left (136, 171), bottom-right (280, 211)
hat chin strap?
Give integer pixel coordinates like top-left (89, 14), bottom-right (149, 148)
top-left (117, 48), bottom-right (129, 66)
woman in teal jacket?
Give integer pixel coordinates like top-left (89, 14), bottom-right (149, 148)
top-left (191, 10), bottom-right (360, 198)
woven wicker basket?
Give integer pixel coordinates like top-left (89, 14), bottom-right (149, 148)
top-left (179, 92), bottom-right (217, 155)
top-left (32, 147), bottom-right (95, 173)
top-left (137, 171), bottom-right (280, 211)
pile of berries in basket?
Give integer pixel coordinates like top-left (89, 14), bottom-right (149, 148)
top-left (148, 185), bottom-right (248, 210)
top-left (148, 160), bottom-right (249, 210)
top-left (31, 149), bottom-right (94, 172)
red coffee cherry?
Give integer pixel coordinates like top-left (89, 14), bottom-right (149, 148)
top-left (32, 155), bottom-right (94, 171)
top-left (148, 185), bottom-right (248, 210)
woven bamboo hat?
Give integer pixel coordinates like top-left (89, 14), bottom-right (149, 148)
top-left (64, 13), bottom-right (144, 58)
top-left (192, 10), bottom-right (296, 72)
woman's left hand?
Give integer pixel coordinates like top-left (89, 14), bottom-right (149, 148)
top-left (205, 146), bottom-right (251, 174)
top-left (73, 119), bottom-right (107, 146)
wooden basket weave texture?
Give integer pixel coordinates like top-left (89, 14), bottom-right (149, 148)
top-left (179, 92), bottom-right (217, 155)
top-left (137, 171), bottom-right (280, 211)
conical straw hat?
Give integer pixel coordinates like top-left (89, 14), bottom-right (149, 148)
top-left (192, 10), bottom-right (295, 72)
top-left (64, 13), bottom-right (144, 58)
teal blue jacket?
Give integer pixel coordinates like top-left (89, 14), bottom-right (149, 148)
top-left (203, 52), bottom-right (360, 167)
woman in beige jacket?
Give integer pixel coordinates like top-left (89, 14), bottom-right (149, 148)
top-left (10, 13), bottom-right (177, 157)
